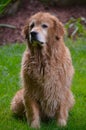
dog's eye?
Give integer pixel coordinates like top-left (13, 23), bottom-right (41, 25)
top-left (30, 23), bottom-right (35, 29)
top-left (42, 24), bottom-right (48, 28)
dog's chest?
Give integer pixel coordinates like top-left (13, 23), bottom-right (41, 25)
top-left (27, 63), bottom-right (59, 117)
top-left (24, 54), bottom-right (66, 117)
top-left (26, 54), bottom-right (48, 83)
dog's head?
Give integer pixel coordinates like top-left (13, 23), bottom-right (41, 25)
top-left (23, 12), bottom-right (65, 48)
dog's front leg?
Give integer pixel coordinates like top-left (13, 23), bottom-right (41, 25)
top-left (24, 91), bottom-right (40, 129)
top-left (56, 103), bottom-right (68, 126)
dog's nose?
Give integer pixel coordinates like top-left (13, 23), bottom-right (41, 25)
top-left (30, 31), bottom-right (37, 40)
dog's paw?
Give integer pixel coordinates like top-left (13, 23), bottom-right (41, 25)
top-left (58, 118), bottom-right (67, 126)
top-left (31, 120), bottom-right (40, 129)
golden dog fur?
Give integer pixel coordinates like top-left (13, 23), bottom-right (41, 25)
top-left (11, 12), bottom-right (75, 128)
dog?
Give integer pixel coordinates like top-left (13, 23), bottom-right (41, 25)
top-left (11, 12), bottom-right (75, 129)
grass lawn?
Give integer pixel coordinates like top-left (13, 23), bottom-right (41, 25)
top-left (0, 38), bottom-right (86, 130)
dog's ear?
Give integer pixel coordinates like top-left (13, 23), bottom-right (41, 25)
top-left (22, 24), bottom-right (29, 40)
top-left (53, 17), bottom-right (65, 39)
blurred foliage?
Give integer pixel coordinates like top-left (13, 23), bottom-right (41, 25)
top-left (0, 0), bottom-right (20, 17)
top-left (65, 17), bottom-right (86, 39)
top-left (0, 0), bottom-right (11, 15)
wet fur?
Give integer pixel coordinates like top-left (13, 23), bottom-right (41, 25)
top-left (11, 12), bottom-right (75, 128)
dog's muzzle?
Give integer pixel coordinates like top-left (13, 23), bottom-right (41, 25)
top-left (30, 31), bottom-right (46, 46)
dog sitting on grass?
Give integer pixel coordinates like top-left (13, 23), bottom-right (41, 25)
top-left (11, 12), bottom-right (75, 129)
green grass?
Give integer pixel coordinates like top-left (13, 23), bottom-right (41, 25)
top-left (0, 39), bottom-right (86, 130)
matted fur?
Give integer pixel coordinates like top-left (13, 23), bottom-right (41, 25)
top-left (11, 12), bottom-right (75, 128)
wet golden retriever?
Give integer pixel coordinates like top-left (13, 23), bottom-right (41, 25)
top-left (11, 12), bottom-right (75, 129)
